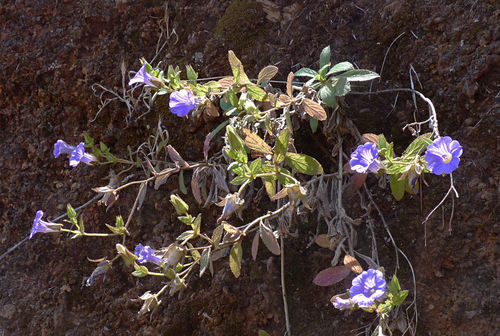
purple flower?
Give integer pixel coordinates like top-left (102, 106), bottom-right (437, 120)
top-left (350, 143), bottom-right (383, 174)
top-left (349, 269), bottom-right (386, 307)
top-left (30, 210), bottom-right (63, 239)
top-left (53, 140), bottom-right (75, 158)
top-left (129, 63), bottom-right (155, 87)
top-left (424, 136), bottom-right (463, 175)
top-left (69, 142), bottom-right (97, 167)
top-left (332, 296), bottom-right (355, 310)
top-left (169, 89), bottom-right (198, 117)
top-left (134, 244), bottom-right (162, 265)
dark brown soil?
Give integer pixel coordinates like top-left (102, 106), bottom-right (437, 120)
top-left (0, 0), bottom-right (498, 335)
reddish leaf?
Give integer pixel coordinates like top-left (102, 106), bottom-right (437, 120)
top-left (352, 172), bottom-right (368, 190)
top-left (313, 266), bottom-right (350, 286)
top-left (203, 133), bottom-right (211, 162)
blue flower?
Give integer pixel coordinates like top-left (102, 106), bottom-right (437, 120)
top-left (134, 244), bottom-right (162, 265)
top-left (53, 140), bottom-right (75, 158)
top-left (169, 89), bottom-right (198, 117)
top-left (424, 136), bottom-right (463, 175)
top-left (30, 210), bottom-right (63, 239)
top-left (129, 63), bottom-right (155, 87)
top-left (69, 142), bottom-right (97, 167)
top-left (350, 143), bottom-right (383, 174)
top-left (332, 296), bottom-right (355, 310)
top-left (349, 269), bottom-right (386, 307)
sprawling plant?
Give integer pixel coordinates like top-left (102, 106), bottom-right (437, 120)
top-left (26, 47), bottom-right (461, 335)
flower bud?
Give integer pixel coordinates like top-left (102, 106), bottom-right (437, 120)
top-left (170, 194), bottom-right (189, 215)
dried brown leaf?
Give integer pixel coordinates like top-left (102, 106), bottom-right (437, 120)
top-left (343, 254), bottom-right (363, 274)
top-left (303, 98), bottom-right (327, 121)
top-left (167, 145), bottom-right (189, 167)
top-left (286, 72), bottom-right (294, 97)
top-left (315, 234), bottom-right (331, 249)
top-left (242, 129), bottom-right (273, 155)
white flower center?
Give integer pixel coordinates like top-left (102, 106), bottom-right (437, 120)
top-left (443, 153), bottom-right (452, 163)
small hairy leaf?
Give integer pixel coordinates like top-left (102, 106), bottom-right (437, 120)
top-left (242, 129), bottom-right (273, 155)
top-left (302, 98), bottom-right (327, 121)
top-left (259, 222), bottom-right (281, 255)
top-left (257, 65), bottom-right (278, 85)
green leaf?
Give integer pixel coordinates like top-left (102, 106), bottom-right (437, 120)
top-left (176, 230), bottom-right (195, 243)
top-left (318, 63), bottom-right (331, 79)
top-left (326, 61), bottom-right (354, 75)
top-left (402, 133), bottom-right (433, 159)
top-left (192, 214), bottom-right (202, 236)
top-left (294, 67), bottom-right (318, 78)
top-left (229, 241), bottom-right (242, 278)
top-left (179, 170), bottom-right (187, 195)
top-left (332, 77), bottom-right (350, 96)
top-left (263, 178), bottom-right (276, 198)
top-left (220, 95), bottom-right (234, 112)
top-left (258, 331), bottom-right (271, 336)
top-left (231, 175), bottom-right (249, 186)
top-left (246, 84), bottom-right (267, 101)
top-left (199, 248), bottom-right (211, 277)
top-left (185, 64), bottom-right (198, 81)
top-left (320, 45), bottom-right (331, 69)
top-left (274, 129), bottom-right (289, 164)
top-left (249, 158), bottom-right (262, 177)
top-left (116, 215), bottom-right (124, 229)
top-left (277, 168), bottom-right (296, 185)
top-left (390, 174), bottom-right (405, 201)
top-left (338, 69), bottom-right (379, 82)
top-left (284, 153), bottom-right (324, 175)
top-left (389, 275), bottom-right (401, 296)
top-left (83, 133), bottom-right (94, 148)
top-left (132, 264), bottom-right (149, 278)
top-left (393, 290), bottom-right (409, 306)
top-left (226, 125), bottom-right (248, 163)
top-left (310, 118), bottom-right (319, 133)
top-left (66, 204), bottom-right (76, 220)
top-left (318, 83), bottom-right (336, 107)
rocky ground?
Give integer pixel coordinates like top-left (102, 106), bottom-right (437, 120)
top-left (0, 0), bottom-right (498, 335)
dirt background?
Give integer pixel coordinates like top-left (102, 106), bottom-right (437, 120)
top-left (0, 0), bottom-right (498, 335)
